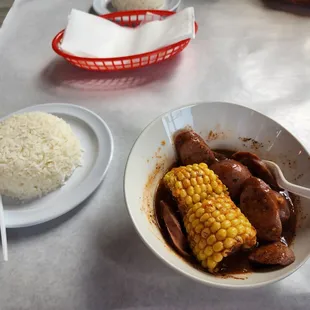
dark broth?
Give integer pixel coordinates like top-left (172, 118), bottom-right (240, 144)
top-left (154, 150), bottom-right (298, 276)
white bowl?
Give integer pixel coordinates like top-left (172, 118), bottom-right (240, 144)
top-left (124, 102), bottom-right (310, 289)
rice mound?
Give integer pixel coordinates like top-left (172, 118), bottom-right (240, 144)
top-left (0, 112), bottom-right (82, 200)
top-left (111, 0), bottom-right (164, 11)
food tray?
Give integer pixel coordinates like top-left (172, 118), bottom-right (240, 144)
top-left (52, 10), bottom-right (198, 72)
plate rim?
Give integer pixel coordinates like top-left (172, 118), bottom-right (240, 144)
top-left (92, 0), bottom-right (182, 15)
top-left (2, 103), bottom-right (114, 228)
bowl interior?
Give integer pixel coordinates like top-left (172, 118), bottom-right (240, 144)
top-left (124, 102), bottom-right (310, 288)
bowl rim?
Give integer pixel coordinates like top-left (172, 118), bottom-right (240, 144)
top-left (124, 101), bottom-right (310, 289)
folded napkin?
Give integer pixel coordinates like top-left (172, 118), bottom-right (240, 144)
top-left (60, 8), bottom-right (195, 58)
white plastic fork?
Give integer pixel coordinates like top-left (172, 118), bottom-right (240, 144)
top-left (263, 160), bottom-right (310, 199)
top-left (0, 195), bottom-right (8, 261)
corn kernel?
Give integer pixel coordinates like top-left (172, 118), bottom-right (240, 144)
top-left (207, 257), bottom-right (217, 270)
top-left (245, 227), bottom-right (252, 235)
top-left (224, 238), bottom-right (236, 249)
top-left (183, 179), bottom-right (191, 188)
top-left (177, 172), bottom-right (184, 181)
top-left (212, 210), bottom-right (220, 217)
top-left (205, 205), bottom-right (216, 213)
top-left (201, 192), bottom-right (208, 200)
top-left (193, 203), bottom-right (202, 212)
top-left (226, 212), bottom-right (236, 221)
top-left (231, 218), bottom-right (240, 226)
top-left (201, 228), bottom-right (211, 238)
top-left (227, 227), bottom-right (238, 238)
top-left (205, 217), bottom-right (216, 227)
top-left (192, 164), bottom-right (199, 170)
top-left (216, 229), bottom-right (227, 241)
top-left (199, 163), bottom-right (208, 168)
top-left (194, 234), bottom-right (201, 243)
top-left (192, 219), bottom-right (200, 228)
top-left (207, 234), bottom-right (216, 245)
top-left (245, 221), bottom-right (252, 228)
top-left (237, 224), bottom-right (245, 234)
top-left (180, 189), bottom-right (187, 198)
top-left (195, 224), bottom-right (204, 233)
top-left (213, 253), bottom-right (223, 263)
top-left (191, 171), bottom-right (197, 178)
top-left (249, 229), bottom-right (256, 238)
top-left (197, 176), bottom-right (203, 185)
top-left (210, 172), bottom-right (217, 181)
top-left (204, 246), bottom-right (213, 257)
top-left (213, 241), bottom-right (224, 252)
top-left (211, 180), bottom-right (218, 189)
top-left (187, 186), bottom-right (194, 196)
top-left (197, 252), bottom-right (206, 261)
top-left (221, 207), bottom-right (228, 214)
top-left (186, 165), bottom-right (192, 171)
top-left (185, 196), bottom-right (192, 205)
top-left (203, 175), bottom-right (210, 184)
top-left (236, 236), bottom-right (243, 243)
top-left (207, 184), bottom-right (213, 193)
top-left (198, 239), bottom-right (207, 250)
top-left (191, 178), bottom-right (197, 186)
top-left (215, 187), bottom-right (223, 194)
top-left (222, 250), bottom-right (230, 257)
top-left (184, 171), bottom-right (191, 179)
top-left (192, 194), bottom-right (200, 203)
top-left (215, 202), bottom-right (222, 209)
top-left (195, 207), bottom-right (204, 218)
top-left (188, 214), bottom-right (196, 223)
top-left (221, 220), bottom-right (231, 229)
top-left (194, 185), bottom-right (202, 194)
top-left (194, 245), bottom-right (200, 254)
top-left (200, 213), bottom-right (210, 223)
top-left (216, 214), bottom-right (226, 222)
top-left (175, 181), bottom-right (183, 189)
top-left (200, 184), bottom-right (207, 192)
top-left (211, 222), bottom-right (221, 233)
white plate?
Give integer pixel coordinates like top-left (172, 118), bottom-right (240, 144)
top-left (2, 103), bottom-right (114, 228)
top-left (124, 101), bottom-right (310, 289)
top-left (93, 0), bottom-right (181, 15)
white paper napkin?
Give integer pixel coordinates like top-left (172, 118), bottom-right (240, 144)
top-left (60, 8), bottom-right (195, 58)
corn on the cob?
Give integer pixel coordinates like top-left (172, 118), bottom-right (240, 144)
top-left (163, 163), bottom-right (257, 273)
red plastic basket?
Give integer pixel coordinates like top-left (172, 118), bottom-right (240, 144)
top-left (52, 10), bottom-right (198, 72)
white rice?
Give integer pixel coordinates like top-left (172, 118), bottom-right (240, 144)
top-left (0, 112), bottom-right (82, 200)
top-left (111, 0), bottom-right (164, 11)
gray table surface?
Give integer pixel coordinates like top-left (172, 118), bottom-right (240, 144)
top-left (1, 0), bottom-right (310, 309)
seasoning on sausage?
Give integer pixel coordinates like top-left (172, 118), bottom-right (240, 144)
top-left (210, 159), bottom-right (252, 201)
top-left (174, 130), bottom-right (216, 166)
top-left (249, 242), bottom-right (295, 266)
top-left (240, 177), bottom-right (282, 242)
top-left (232, 151), bottom-right (278, 190)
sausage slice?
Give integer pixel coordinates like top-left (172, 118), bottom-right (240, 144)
top-left (174, 130), bottom-right (216, 166)
top-left (232, 151), bottom-right (278, 189)
top-left (210, 159), bottom-right (251, 201)
top-left (160, 201), bottom-right (190, 257)
top-left (240, 177), bottom-right (282, 242)
top-left (249, 242), bottom-right (295, 266)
